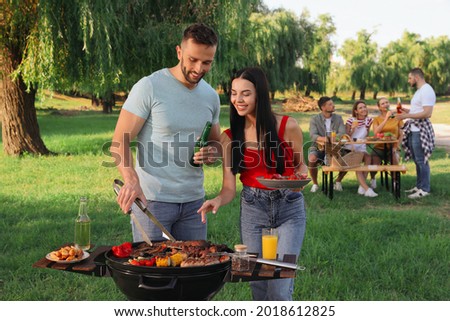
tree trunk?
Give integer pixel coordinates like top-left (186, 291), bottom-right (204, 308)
top-left (351, 90), bottom-right (356, 101)
top-left (304, 88), bottom-right (311, 97)
top-left (1, 49), bottom-right (51, 156)
top-left (359, 86), bottom-right (366, 100)
top-left (101, 92), bottom-right (115, 114)
top-left (373, 91), bottom-right (378, 100)
top-left (91, 97), bottom-right (100, 108)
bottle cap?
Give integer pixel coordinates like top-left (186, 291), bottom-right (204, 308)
top-left (234, 244), bottom-right (247, 252)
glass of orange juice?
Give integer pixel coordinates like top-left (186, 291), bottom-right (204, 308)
top-left (262, 228), bottom-right (278, 260)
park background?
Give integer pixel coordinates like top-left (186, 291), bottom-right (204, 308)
top-left (1, 1), bottom-right (448, 301)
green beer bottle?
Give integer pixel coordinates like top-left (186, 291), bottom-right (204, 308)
top-left (190, 121), bottom-right (212, 167)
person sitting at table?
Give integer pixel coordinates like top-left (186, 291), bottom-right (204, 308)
top-left (369, 97), bottom-right (404, 188)
top-left (308, 96), bottom-right (346, 192)
top-left (335, 100), bottom-right (377, 197)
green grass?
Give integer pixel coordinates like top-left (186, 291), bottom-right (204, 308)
top-left (0, 96), bottom-right (449, 301)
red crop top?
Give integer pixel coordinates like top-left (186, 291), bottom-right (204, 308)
top-left (224, 116), bottom-right (295, 190)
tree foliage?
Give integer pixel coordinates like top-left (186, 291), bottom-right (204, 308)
top-left (301, 13), bottom-right (335, 96)
top-left (1, 1), bottom-right (449, 156)
top-left (339, 30), bottom-right (378, 100)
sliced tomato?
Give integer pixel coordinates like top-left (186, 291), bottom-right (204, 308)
top-left (271, 173), bottom-right (283, 179)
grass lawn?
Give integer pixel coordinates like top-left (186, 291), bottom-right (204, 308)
top-left (0, 95), bottom-right (448, 301)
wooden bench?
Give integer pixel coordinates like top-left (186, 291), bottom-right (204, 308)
top-left (321, 165), bottom-right (408, 200)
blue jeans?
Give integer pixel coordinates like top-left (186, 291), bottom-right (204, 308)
top-left (240, 186), bottom-right (307, 301)
top-left (131, 198), bottom-right (206, 242)
top-left (407, 132), bottom-right (430, 192)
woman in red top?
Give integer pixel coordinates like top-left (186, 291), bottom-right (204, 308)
top-left (198, 67), bottom-right (307, 300)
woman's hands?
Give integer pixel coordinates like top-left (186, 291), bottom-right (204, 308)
top-left (197, 196), bottom-right (222, 224)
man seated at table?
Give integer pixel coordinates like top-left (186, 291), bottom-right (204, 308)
top-left (308, 96), bottom-right (346, 192)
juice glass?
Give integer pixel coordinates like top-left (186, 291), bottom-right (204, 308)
top-left (262, 228), bottom-right (278, 260)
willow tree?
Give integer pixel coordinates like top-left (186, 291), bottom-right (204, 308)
top-left (301, 13), bottom-right (335, 97)
top-left (0, 0), bottom-right (259, 156)
top-left (339, 30), bottom-right (378, 100)
top-left (1, 0), bottom-right (50, 155)
top-left (246, 9), bottom-right (308, 97)
top-left (379, 32), bottom-right (426, 94)
top-left (423, 36), bottom-right (450, 95)
top-left (1, 0), bottom-right (131, 155)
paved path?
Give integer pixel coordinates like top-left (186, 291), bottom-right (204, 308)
top-left (433, 123), bottom-right (450, 151)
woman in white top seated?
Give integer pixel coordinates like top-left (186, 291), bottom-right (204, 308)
top-left (335, 100), bottom-right (377, 197)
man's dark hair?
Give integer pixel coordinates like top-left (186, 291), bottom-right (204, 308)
top-left (183, 23), bottom-right (218, 46)
top-left (318, 96), bottom-right (332, 110)
top-left (410, 67), bottom-right (425, 79)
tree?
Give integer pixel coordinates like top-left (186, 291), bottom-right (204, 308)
top-left (244, 9), bottom-right (312, 98)
top-left (379, 32), bottom-right (426, 93)
top-left (339, 30), bottom-right (378, 100)
top-left (301, 13), bottom-right (335, 96)
top-left (327, 61), bottom-right (351, 98)
top-left (1, 0), bottom-right (50, 155)
top-left (423, 36), bottom-right (450, 95)
top-left (0, 0), bottom-right (260, 156)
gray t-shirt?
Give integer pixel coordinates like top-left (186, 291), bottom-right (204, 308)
top-left (123, 68), bottom-right (220, 202)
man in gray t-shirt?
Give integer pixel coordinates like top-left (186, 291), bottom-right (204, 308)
top-left (111, 23), bottom-right (220, 241)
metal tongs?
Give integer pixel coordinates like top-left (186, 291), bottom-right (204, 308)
top-left (113, 179), bottom-right (176, 244)
top-left (252, 258), bottom-right (306, 271)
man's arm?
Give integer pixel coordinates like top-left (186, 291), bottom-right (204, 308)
top-left (110, 109), bottom-right (147, 213)
top-left (396, 106), bottom-right (433, 121)
top-left (309, 116), bottom-right (324, 143)
top-left (336, 116), bottom-right (346, 136)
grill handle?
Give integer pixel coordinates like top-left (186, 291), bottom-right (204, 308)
top-left (138, 275), bottom-right (178, 291)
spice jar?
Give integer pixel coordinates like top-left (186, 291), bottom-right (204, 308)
top-left (232, 244), bottom-right (250, 272)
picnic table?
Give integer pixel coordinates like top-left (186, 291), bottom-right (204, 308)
top-left (319, 139), bottom-right (407, 199)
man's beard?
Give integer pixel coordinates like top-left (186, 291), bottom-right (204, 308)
top-left (181, 59), bottom-right (203, 85)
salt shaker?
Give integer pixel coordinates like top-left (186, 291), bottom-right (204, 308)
top-left (232, 244), bottom-right (249, 272)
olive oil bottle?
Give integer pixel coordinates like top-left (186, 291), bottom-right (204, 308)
top-left (74, 196), bottom-right (91, 250)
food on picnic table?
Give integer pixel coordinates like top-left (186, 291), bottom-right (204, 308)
top-left (338, 134), bottom-right (351, 143)
top-left (112, 240), bottom-right (232, 268)
top-left (381, 132), bottom-right (394, 140)
top-left (49, 245), bottom-right (84, 261)
top-left (265, 173), bottom-right (309, 180)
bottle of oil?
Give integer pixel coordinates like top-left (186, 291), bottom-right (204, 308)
top-left (74, 196), bottom-right (91, 250)
top-left (190, 121), bottom-right (212, 167)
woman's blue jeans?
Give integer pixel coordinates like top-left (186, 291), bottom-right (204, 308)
top-left (240, 186), bottom-right (307, 301)
top-left (407, 132), bottom-right (431, 192)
